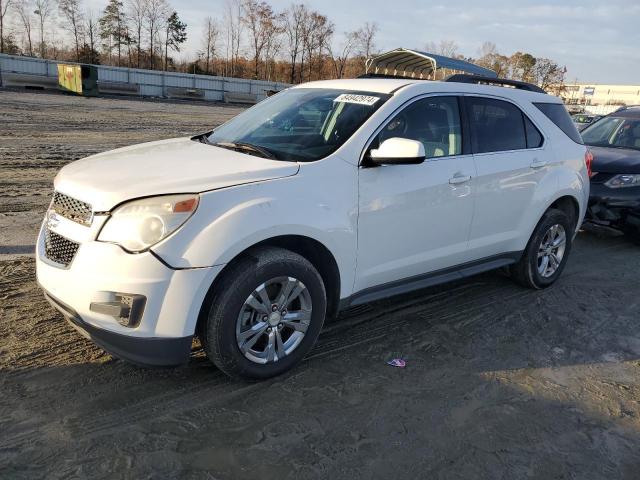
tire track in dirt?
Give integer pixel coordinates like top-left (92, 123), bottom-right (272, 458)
top-left (2, 233), bottom-right (633, 447)
top-left (49, 278), bottom-right (544, 439)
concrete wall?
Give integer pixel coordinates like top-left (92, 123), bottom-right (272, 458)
top-left (0, 54), bottom-right (290, 103)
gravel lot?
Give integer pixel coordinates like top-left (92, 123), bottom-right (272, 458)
top-left (1, 90), bottom-right (640, 479)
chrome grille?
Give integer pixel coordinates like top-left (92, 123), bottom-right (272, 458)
top-left (51, 191), bottom-right (92, 226)
top-left (44, 229), bottom-right (80, 267)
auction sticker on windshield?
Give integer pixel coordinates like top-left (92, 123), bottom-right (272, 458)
top-left (334, 93), bottom-right (380, 106)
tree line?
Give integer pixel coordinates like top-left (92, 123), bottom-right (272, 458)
top-left (428, 40), bottom-right (566, 92)
top-left (0, 0), bottom-right (566, 89)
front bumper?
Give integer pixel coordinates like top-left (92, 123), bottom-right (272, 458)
top-left (586, 182), bottom-right (640, 230)
top-left (36, 219), bottom-right (224, 366)
top-left (43, 291), bottom-right (193, 366)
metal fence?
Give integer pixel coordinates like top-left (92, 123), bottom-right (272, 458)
top-left (0, 53), bottom-right (290, 102)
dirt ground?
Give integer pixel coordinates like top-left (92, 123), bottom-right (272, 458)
top-left (2, 90), bottom-right (640, 479)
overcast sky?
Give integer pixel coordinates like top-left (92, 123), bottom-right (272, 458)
top-left (83, 0), bottom-right (639, 84)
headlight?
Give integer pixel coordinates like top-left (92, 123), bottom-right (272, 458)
top-left (98, 194), bottom-right (199, 252)
top-left (604, 174), bottom-right (640, 188)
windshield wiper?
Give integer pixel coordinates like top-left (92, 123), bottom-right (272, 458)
top-left (213, 141), bottom-right (277, 160)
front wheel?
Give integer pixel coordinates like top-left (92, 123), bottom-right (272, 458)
top-left (202, 247), bottom-right (326, 379)
top-left (510, 208), bottom-right (574, 289)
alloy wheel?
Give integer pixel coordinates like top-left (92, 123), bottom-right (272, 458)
top-left (537, 224), bottom-right (567, 278)
top-left (236, 276), bottom-right (312, 364)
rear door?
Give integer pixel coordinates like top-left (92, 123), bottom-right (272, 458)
top-left (464, 95), bottom-right (547, 259)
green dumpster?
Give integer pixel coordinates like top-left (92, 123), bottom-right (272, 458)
top-left (81, 65), bottom-right (99, 97)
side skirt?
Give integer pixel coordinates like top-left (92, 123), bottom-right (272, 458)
top-left (339, 251), bottom-right (523, 309)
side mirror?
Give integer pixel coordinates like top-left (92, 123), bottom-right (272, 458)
top-left (369, 137), bottom-right (425, 166)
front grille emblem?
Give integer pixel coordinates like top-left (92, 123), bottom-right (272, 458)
top-left (46, 210), bottom-right (61, 230)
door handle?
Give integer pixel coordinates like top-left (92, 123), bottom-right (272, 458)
top-left (449, 174), bottom-right (471, 185)
top-left (530, 158), bottom-right (548, 169)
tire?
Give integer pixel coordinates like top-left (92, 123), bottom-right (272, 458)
top-left (202, 246), bottom-right (327, 379)
top-left (510, 208), bottom-right (574, 289)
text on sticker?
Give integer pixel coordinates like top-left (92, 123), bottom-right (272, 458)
top-left (334, 94), bottom-right (380, 106)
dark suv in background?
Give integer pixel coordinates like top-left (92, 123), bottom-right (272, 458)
top-left (582, 106), bottom-right (640, 242)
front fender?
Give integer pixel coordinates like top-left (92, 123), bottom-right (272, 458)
top-left (151, 159), bottom-right (359, 299)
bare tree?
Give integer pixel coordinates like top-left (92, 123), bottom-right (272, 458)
top-left (533, 57), bottom-right (565, 91)
top-left (283, 3), bottom-right (306, 84)
top-left (477, 40), bottom-right (497, 59)
top-left (58, 0), bottom-right (83, 61)
top-left (201, 16), bottom-right (218, 74)
top-left (1, 0), bottom-right (14, 53)
top-left (127, 0), bottom-right (144, 67)
top-left (241, 0), bottom-right (277, 79)
top-left (84, 8), bottom-right (98, 63)
top-left (475, 41), bottom-right (510, 78)
top-left (328, 30), bottom-right (356, 79)
top-left (33, 0), bottom-right (53, 57)
top-left (143, 0), bottom-right (168, 70)
top-left (223, 0), bottom-right (242, 76)
top-left (425, 39), bottom-right (459, 58)
top-left (262, 11), bottom-right (282, 80)
top-left (15, 0), bottom-right (34, 56)
top-left (301, 11), bottom-right (332, 82)
top-left (353, 21), bottom-right (377, 69)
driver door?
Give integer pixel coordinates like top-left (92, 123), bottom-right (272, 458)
top-left (354, 95), bottom-right (476, 293)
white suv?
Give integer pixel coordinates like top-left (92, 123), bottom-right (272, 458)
top-left (37, 76), bottom-right (589, 378)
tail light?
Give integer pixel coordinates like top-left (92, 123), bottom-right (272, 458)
top-left (585, 149), bottom-right (593, 177)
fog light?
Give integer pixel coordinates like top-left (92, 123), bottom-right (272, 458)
top-left (90, 293), bottom-right (146, 327)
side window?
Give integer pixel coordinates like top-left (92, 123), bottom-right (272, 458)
top-left (466, 97), bottom-right (527, 153)
top-left (534, 102), bottom-right (584, 144)
top-left (524, 115), bottom-right (543, 148)
top-left (375, 96), bottom-right (462, 158)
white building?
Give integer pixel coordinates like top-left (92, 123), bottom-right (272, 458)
top-left (563, 84), bottom-right (640, 114)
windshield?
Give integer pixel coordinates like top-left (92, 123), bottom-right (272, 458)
top-left (207, 88), bottom-right (390, 162)
top-left (582, 116), bottom-right (640, 151)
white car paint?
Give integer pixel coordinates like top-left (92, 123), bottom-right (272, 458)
top-left (36, 77), bottom-right (588, 364)
top-left (55, 137), bottom-right (300, 211)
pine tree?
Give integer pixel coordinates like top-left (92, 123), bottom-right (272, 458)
top-left (163, 10), bottom-right (186, 71)
top-left (98, 0), bottom-right (127, 66)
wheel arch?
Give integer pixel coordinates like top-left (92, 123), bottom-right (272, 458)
top-left (548, 194), bottom-right (581, 232)
top-left (195, 234), bottom-right (341, 340)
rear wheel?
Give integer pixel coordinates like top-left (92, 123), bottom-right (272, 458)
top-left (202, 247), bottom-right (326, 379)
top-left (510, 208), bottom-right (574, 289)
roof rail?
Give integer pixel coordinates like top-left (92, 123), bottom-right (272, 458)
top-left (444, 74), bottom-right (546, 94)
top-left (358, 73), bottom-right (421, 81)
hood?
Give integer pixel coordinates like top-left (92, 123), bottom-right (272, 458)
top-left (54, 137), bottom-right (299, 211)
top-left (589, 145), bottom-right (640, 174)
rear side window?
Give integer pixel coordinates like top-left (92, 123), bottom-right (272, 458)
top-left (524, 116), bottom-right (543, 148)
top-left (466, 97), bottom-right (527, 153)
top-left (534, 102), bottom-right (584, 144)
